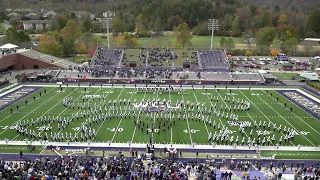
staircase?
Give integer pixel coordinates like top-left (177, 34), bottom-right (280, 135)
top-left (18, 50), bottom-right (78, 69)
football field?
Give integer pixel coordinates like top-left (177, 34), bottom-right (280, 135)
top-left (0, 84), bottom-right (319, 147)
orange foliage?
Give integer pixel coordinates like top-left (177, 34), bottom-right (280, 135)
top-left (271, 48), bottom-right (280, 56)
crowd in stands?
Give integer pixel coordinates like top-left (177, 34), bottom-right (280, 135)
top-left (0, 149), bottom-right (319, 180)
top-left (198, 50), bottom-right (229, 71)
top-left (92, 48), bottom-right (123, 67)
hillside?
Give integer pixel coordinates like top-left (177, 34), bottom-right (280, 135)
top-left (242, 0), bottom-right (320, 11)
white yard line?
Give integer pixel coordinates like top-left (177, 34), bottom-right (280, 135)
top-left (213, 89), bottom-right (264, 143)
top-left (152, 88), bottom-right (159, 139)
top-left (203, 91), bottom-right (225, 128)
top-left (88, 88), bottom-right (119, 142)
top-left (168, 88), bottom-right (172, 143)
top-left (191, 90), bottom-right (210, 135)
top-left (110, 87), bottom-right (133, 142)
top-left (0, 87), bottom-right (55, 122)
top-left (247, 89), bottom-right (315, 146)
top-left (130, 90), bottom-right (147, 142)
top-left (11, 88), bottom-right (81, 141)
top-left (0, 88), bottom-right (63, 135)
top-left (270, 90), bottom-right (320, 135)
top-left (181, 90), bottom-right (193, 144)
top-left (238, 90), bottom-right (298, 146)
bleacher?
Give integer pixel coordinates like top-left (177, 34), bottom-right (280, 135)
top-left (198, 50), bottom-right (229, 71)
top-left (18, 50), bottom-right (78, 69)
top-left (91, 47), bottom-right (124, 67)
top-left (231, 73), bottom-right (264, 82)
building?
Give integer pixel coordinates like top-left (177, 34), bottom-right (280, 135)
top-left (7, 12), bottom-right (21, 19)
top-left (23, 20), bottom-right (52, 31)
top-left (304, 38), bottom-right (320, 45)
top-left (72, 11), bottom-right (95, 19)
top-left (43, 10), bottom-right (57, 19)
top-left (26, 12), bottom-right (40, 20)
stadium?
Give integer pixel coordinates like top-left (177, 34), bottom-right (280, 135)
top-left (0, 44), bottom-right (319, 179)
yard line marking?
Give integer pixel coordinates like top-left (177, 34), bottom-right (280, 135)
top-left (271, 90), bottom-right (320, 135)
top-left (0, 87), bottom-right (55, 123)
top-left (110, 87), bottom-right (133, 142)
top-left (168, 87), bottom-right (172, 143)
top-left (87, 88), bottom-right (119, 141)
top-left (181, 89), bottom-right (193, 144)
top-left (191, 89), bottom-right (210, 136)
top-left (11, 87), bottom-right (81, 141)
top-left (130, 89), bottom-right (147, 143)
top-left (248, 89), bottom-right (315, 146)
top-left (213, 89), bottom-right (260, 144)
top-left (238, 90), bottom-right (299, 146)
top-left (152, 88), bottom-right (159, 139)
top-left (203, 91), bottom-right (225, 128)
top-left (0, 87), bottom-right (62, 135)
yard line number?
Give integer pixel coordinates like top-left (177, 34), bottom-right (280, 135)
top-left (183, 129), bottom-right (200, 133)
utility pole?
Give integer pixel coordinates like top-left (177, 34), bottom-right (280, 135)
top-left (208, 19), bottom-right (219, 50)
top-left (103, 11), bottom-right (115, 48)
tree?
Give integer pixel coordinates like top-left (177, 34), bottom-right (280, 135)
top-left (5, 27), bottom-right (19, 44)
top-left (278, 14), bottom-right (288, 25)
top-left (220, 37), bottom-right (235, 52)
top-left (154, 17), bottom-right (162, 36)
top-left (255, 27), bottom-right (277, 55)
top-left (174, 23), bottom-right (192, 49)
top-left (193, 21), bottom-right (209, 36)
top-left (82, 18), bottom-right (93, 32)
top-left (245, 49), bottom-right (253, 56)
top-left (61, 21), bottom-right (81, 41)
top-left (284, 37), bottom-right (298, 55)
top-left (36, 35), bottom-right (62, 57)
top-left (18, 30), bottom-right (31, 43)
top-left (307, 10), bottom-right (320, 37)
top-left (9, 18), bottom-right (19, 29)
top-left (62, 39), bottom-right (75, 56)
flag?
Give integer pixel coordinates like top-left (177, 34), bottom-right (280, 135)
top-left (83, 76), bottom-right (87, 81)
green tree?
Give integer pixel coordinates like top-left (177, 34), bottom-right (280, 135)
top-left (284, 37), bottom-right (298, 55)
top-left (9, 18), bottom-right (19, 28)
top-left (255, 27), bottom-right (277, 55)
top-left (5, 27), bottom-right (19, 44)
top-left (220, 37), bottom-right (235, 52)
top-left (82, 18), bottom-right (92, 32)
top-left (61, 21), bottom-right (81, 41)
top-left (307, 10), bottom-right (320, 37)
top-left (154, 17), bottom-right (162, 36)
top-left (18, 30), bottom-right (31, 43)
top-left (62, 39), bottom-right (75, 56)
top-left (174, 23), bottom-right (192, 49)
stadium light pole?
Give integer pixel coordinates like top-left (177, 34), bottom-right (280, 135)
top-left (208, 19), bottom-right (219, 50)
top-left (103, 11), bottom-right (115, 49)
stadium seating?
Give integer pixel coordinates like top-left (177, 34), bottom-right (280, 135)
top-left (231, 73), bottom-right (264, 82)
top-left (198, 50), bottom-right (230, 71)
top-left (91, 47), bottom-right (124, 67)
top-left (18, 50), bottom-right (78, 69)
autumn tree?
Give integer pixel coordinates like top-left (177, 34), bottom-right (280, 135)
top-left (61, 21), bottom-right (81, 41)
top-left (174, 23), bottom-right (192, 49)
top-left (36, 35), bottom-right (62, 57)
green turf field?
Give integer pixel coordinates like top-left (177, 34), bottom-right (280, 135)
top-left (0, 85), bottom-right (319, 147)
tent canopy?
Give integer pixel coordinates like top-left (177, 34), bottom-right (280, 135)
top-left (0, 43), bottom-right (19, 49)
